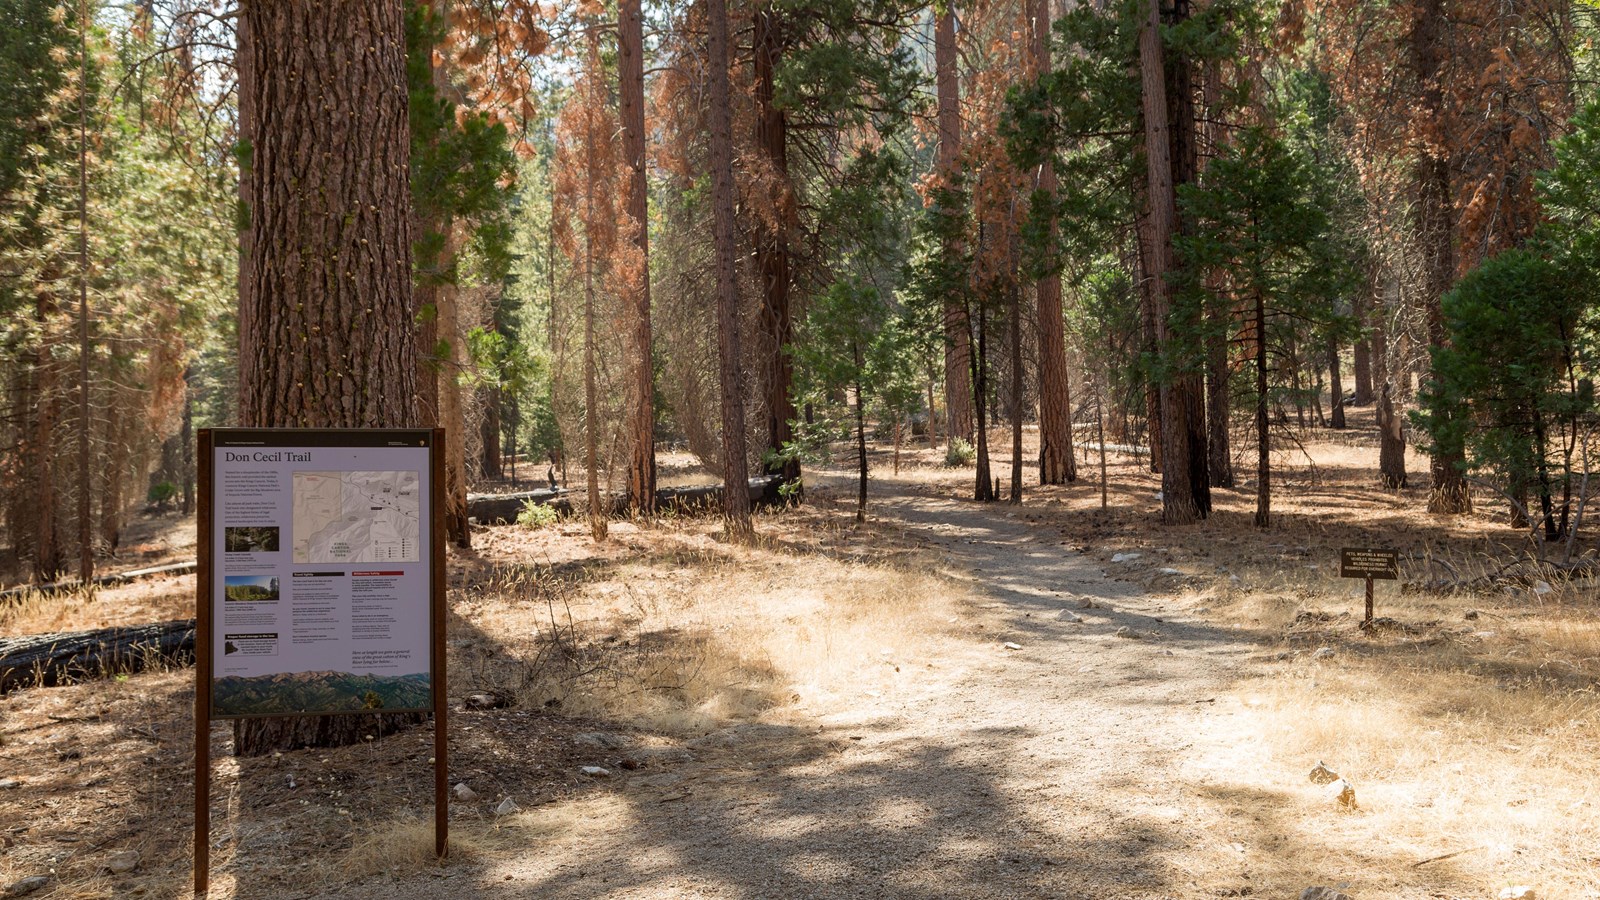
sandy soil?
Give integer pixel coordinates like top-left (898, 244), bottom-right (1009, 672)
top-left (322, 477), bottom-right (1267, 900)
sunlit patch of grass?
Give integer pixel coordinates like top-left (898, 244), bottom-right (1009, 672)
top-left (450, 528), bottom-right (963, 735)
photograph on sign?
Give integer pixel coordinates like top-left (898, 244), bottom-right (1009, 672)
top-left (208, 432), bottom-right (435, 718)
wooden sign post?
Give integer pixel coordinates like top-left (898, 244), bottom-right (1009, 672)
top-left (195, 429), bottom-right (447, 895)
top-left (1339, 547), bottom-right (1398, 629)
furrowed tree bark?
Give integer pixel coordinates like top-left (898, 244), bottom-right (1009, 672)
top-left (1413, 0), bottom-right (1470, 514)
top-left (706, 0), bottom-right (753, 538)
top-left (1165, 0), bottom-right (1209, 517)
top-left (1010, 276), bottom-right (1025, 503)
top-left (1031, 0), bottom-right (1074, 485)
top-left (1138, 0), bottom-right (1199, 524)
top-left (754, 1), bottom-right (801, 494)
top-left (936, 5), bottom-right (974, 445)
top-left (620, 0), bottom-right (657, 514)
top-left (236, 0), bottom-right (421, 756)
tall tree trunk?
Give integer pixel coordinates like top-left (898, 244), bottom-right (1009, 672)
top-left (1254, 290), bottom-right (1270, 527)
top-left (1413, 0), bottom-right (1470, 514)
top-left (235, 0), bottom-right (421, 756)
top-left (854, 364), bottom-right (867, 523)
top-left (583, 31), bottom-right (607, 543)
top-left (1206, 327), bottom-right (1233, 487)
top-left (33, 335), bottom-right (62, 584)
top-left (479, 384), bottom-right (502, 480)
top-left (1328, 334), bottom-right (1345, 429)
top-left (76, 0), bottom-right (93, 585)
top-left (620, 0), bottom-right (656, 514)
top-left (1010, 275), bottom-right (1024, 503)
top-left (1138, 0), bottom-right (1199, 524)
top-left (936, 6), bottom-right (974, 444)
top-left (1200, 57), bottom-right (1232, 488)
top-left (754, 1), bottom-right (801, 492)
top-left (971, 301), bottom-right (995, 502)
top-left (706, 0), bottom-right (752, 538)
top-left (1134, 199), bottom-right (1161, 473)
top-left (1032, 0), bottom-right (1074, 485)
top-left (437, 262), bottom-right (470, 548)
top-left (1351, 292), bottom-right (1373, 404)
top-left (1165, 0), bottom-right (1209, 517)
top-left (181, 371), bottom-right (195, 516)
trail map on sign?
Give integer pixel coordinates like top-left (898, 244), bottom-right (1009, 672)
top-left (292, 471), bottom-right (420, 563)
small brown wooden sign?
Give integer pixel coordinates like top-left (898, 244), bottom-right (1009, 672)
top-left (1339, 547), bottom-right (1398, 581)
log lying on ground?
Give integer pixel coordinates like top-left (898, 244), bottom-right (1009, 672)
top-left (468, 476), bottom-right (786, 525)
top-left (0, 620), bottom-right (196, 694)
top-left (0, 561), bottom-right (197, 605)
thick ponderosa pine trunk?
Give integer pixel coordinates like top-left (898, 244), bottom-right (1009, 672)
top-left (620, 0), bottom-right (656, 514)
top-left (706, 0), bottom-right (753, 538)
top-left (1010, 275), bottom-right (1025, 503)
top-left (936, 7), bottom-right (974, 445)
top-left (235, 0), bottom-right (420, 756)
top-left (1138, 0), bottom-right (1200, 524)
top-left (1031, 0), bottom-right (1074, 485)
top-left (754, 2), bottom-right (800, 493)
top-left (1413, 0), bottom-right (1470, 514)
top-left (1165, 0), bottom-right (1210, 518)
top-left (971, 302), bottom-right (995, 502)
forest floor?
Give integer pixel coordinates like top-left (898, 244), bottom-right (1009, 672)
top-left (2, 407), bottom-right (1599, 899)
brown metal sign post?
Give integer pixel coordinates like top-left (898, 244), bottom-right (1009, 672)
top-left (195, 429), bottom-right (447, 895)
top-left (1339, 547), bottom-right (1398, 629)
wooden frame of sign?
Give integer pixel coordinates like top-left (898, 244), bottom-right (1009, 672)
top-left (195, 429), bottom-right (448, 894)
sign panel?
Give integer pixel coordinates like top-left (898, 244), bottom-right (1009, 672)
top-left (1339, 547), bottom-right (1398, 580)
top-left (206, 429), bottom-right (437, 718)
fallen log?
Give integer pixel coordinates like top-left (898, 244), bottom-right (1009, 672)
top-left (468, 477), bottom-right (786, 525)
top-left (0, 619), bottom-right (196, 694)
top-left (0, 561), bottom-right (198, 605)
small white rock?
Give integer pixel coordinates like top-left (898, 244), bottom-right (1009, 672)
top-left (452, 782), bottom-right (478, 801)
top-left (1533, 581), bottom-right (1553, 595)
top-left (1498, 887), bottom-right (1535, 900)
top-left (1299, 889), bottom-right (1350, 900)
top-left (1003, 641), bottom-right (1023, 651)
top-left (1327, 777), bottom-right (1356, 809)
top-left (1113, 626), bottom-right (1142, 640)
top-left (494, 797), bottom-right (519, 816)
top-left (1058, 610), bottom-right (1083, 623)
top-left (1111, 552), bottom-right (1142, 563)
top-left (580, 766), bottom-right (612, 778)
top-left (1158, 567), bottom-right (1182, 576)
top-left (1311, 647), bottom-right (1336, 660)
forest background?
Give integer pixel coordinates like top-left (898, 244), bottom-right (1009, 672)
top-left (3, 0), bottom-right (1600, 583)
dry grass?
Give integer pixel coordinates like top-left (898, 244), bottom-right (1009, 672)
top-left (1019, 406), bottom-right (1600, 897)
top-left (452, 515), bottom-right (962, 735)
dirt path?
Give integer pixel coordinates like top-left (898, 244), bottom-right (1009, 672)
top-left (322, 477), bottom-right (1280, 900)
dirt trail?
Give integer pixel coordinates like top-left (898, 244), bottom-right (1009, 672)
top-left (331, 478), bottom-right (1267, 900)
